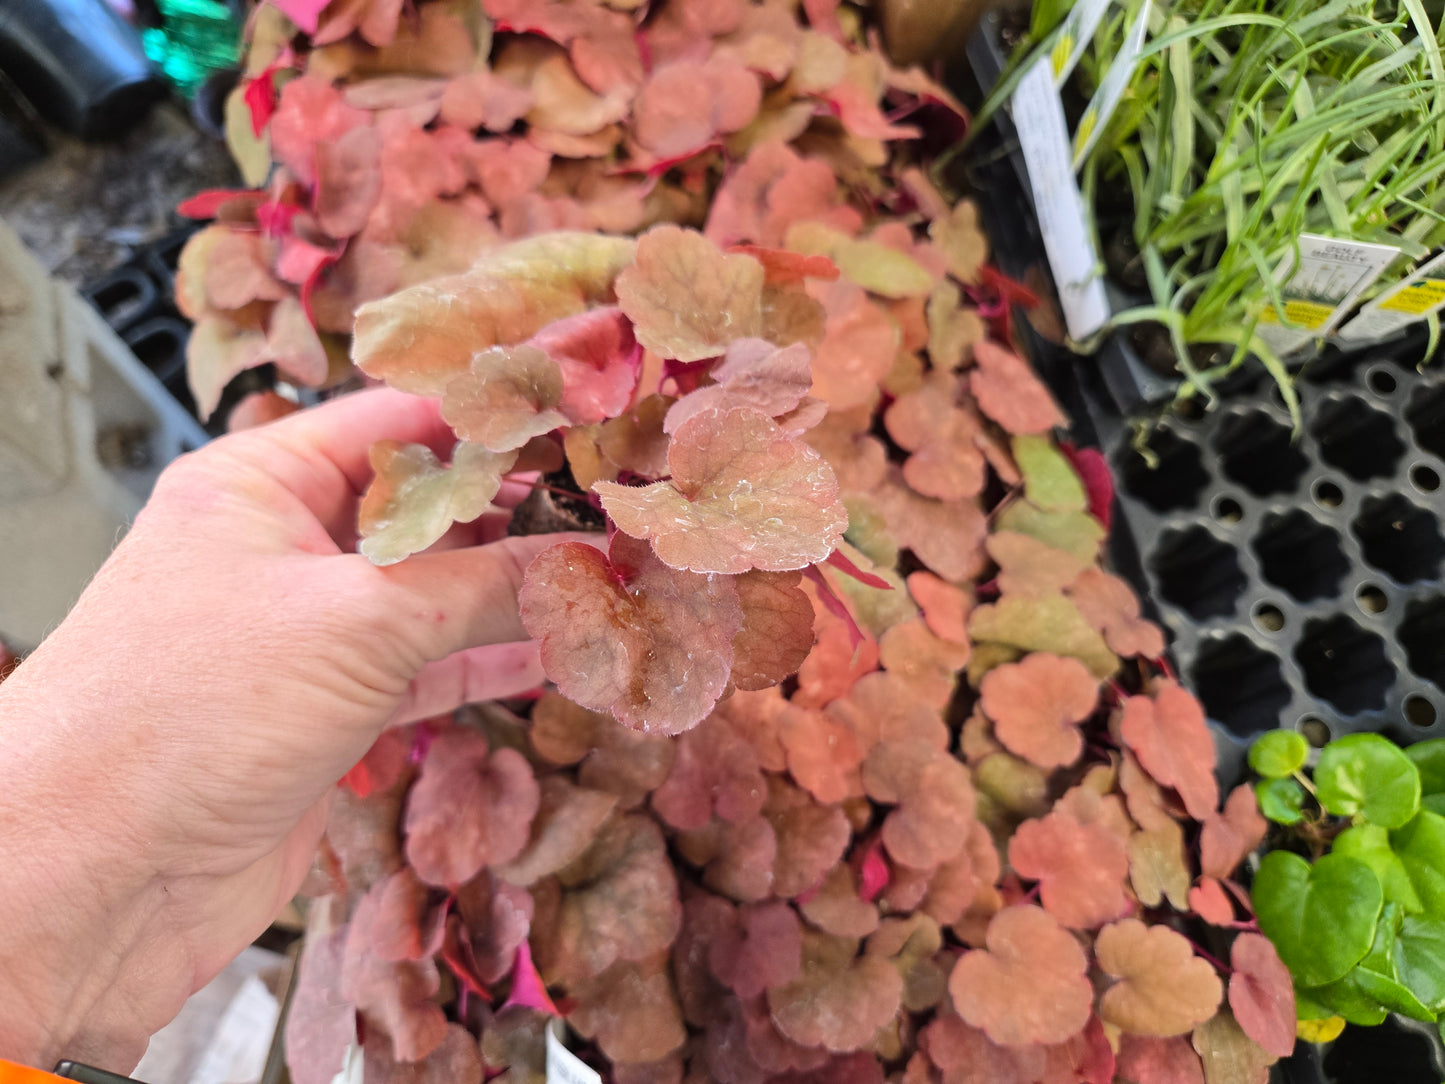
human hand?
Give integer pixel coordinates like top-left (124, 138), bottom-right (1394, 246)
top-left (0, 389), bottom-right (584, 1070)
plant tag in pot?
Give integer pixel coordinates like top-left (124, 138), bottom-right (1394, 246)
top-left (1011, 60), bottom-right (1110, 342)
top-left (1338, 249), bottom-right (1445, 345)
top-left (1256, 234), bottom-right (1401, 355)
top-left (546, 1020), bottom-right (602, 1084)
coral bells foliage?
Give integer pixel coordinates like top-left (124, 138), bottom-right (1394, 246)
top-left (213, 3), bottom-right (1298, 1083)
top-left (282, 218), bottom-right (1298, 1084)
top-left (174, 0), bottom-right (973, 421)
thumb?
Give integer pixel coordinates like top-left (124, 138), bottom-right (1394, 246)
top-left (374, 531), bottom-right (604, 661)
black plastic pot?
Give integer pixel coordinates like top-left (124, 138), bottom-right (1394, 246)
top-left (0, 0), bottom-right (163, 140)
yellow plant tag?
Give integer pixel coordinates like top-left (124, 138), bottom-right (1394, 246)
top-left (1296, 1015), bottom-right (1346, 1044)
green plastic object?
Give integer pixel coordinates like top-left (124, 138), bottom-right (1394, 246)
top-left (140, 0), bottom-right (241, 97)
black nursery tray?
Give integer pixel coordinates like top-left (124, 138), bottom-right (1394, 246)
top-left (1109, 352), bottom-right (1445, 755)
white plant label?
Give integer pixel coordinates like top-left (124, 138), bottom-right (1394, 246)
top-left (1338, 249), bottom-right (1445, 343)
top-left (547, 1021), bottom-right (603, 1084)
top-left (1051, 0), bottom-right (1114, 86)
top-left (1012, 58), bottom-right (1111, 341)
top-left (1255, 234), bottom-right (1402, 355)
top-left (1073, 2), bottom-right (1152, 169)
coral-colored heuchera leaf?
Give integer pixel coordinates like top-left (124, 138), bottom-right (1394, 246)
top-left (949, 905), bottom-right (1093, 1046)
top-left (536, 813), bottom-right (682, 984)
top-left (1191, 1010), bottom-right (1276, 1084)
top-left (527, 306), bottom-right (643, 425)
top-left (403, 727), bottom-right (541, 887)
top-left (1189, 878), bottom-right (1236, 927)
top-left (730, 570), bottom-right (815, 692)
top-left (1200, 785), bottom-right (1268, 881)
top-left (441, 344), bottom-right (570, 452)
top-left (568, 957), bottom-right (687, 1065)
top-left (1095, 919), bottom-right (1223, 1038)
top-left (664, 338), bottom-right (818, 435)
top-left (347, 868), bottom-right (445, 963)
top-left (1115, 1035), bottom-right (1206, 1084)
top-left (1069, 567), bottom-right (1166, 660)
top-left (1227, 933), bottom-right (1296, 1059)
top-left (596, 407), bottom-right (848, 574)
top-left (353, 232), bottom-right (636, 395)
top-left (780, 703), bottom-right (865, 804)
top-left (709, 900), bottom-right (803, 999)
top-left (979, 652), bottom-right (1098, 769)
top-left (1118, 683), bottom-right (1220, 822)
top-left (284, 929), bottom-right (353, 1084)
top-left (615, 225), bottom-right (764, 361)
top-left (497, 775), bottom-right (619, 886)
top-left (358, 441), bottom-right (516, 565)
top-left (767, 931), bottom-right (904, 1052)
top-left (884, 372), bottom-right (986, 501)
top-left (968, 593), bottom-right (1118, 680)
top-left (651, 711), bottom-right (768, 830)
top-left (1129, 821), bottom-right (1192, 911)
top-left (862, 740), bottom-right (974, 870)
top-left (970, 340), bottom-right (1067, 435)
top-left (1008, 807), bottom-right (1130, 929)
top-left (633, 56), bottom-right (762, 159)
top-left (519, 533), bottom-right (743, 733)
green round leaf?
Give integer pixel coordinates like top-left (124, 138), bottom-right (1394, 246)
top-left (1315, 733), bottom-right (1421, 828)
top-left (1396, 914), bottom-right (1445, 1015)
top-left (1249, 729), bottom-right (1308, 779)
top-left (1391, 810), bottom-right (1445, 915)
top-left (1256, 778), bottom-right (1307, 825)
top-left (1334, 823), bottom-right (1424, 913)
top-left (1352, 903), bottom-right (1434, 1022)
top-left (1408, 739), bottom-right (1445, 796)
top-left (1304, 973), bottom-right (1389, 1027)
top-left (1253, 850), bottom-right (1383, 988)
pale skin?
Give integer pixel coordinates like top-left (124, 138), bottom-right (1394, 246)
top-left (0, 389), bottom-right (585, 1071)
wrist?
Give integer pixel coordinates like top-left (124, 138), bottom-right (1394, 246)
top-left (0, 667), bottom-right (179, 1072)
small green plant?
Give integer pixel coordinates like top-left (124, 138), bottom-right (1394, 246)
top-left (1249, 728), bottom-right (1445, 1035)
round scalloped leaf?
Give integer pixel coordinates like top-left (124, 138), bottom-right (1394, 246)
top-left (596, 407), bottom-right (848, 574)
top-left (1247, 730), bottom-right (1308, 780)
top-left (947, 905), bottom-right (1093, 1047)
top-left (518, 534), bottom-right (742, 734)
top-left (1252, 850), bottom-right (1383, 988)
top-left (1255, 779), bottom-right (1306, 826)
top-left (403, 728), bottom-right (540, 888)
top-left (1118, 683), bottom-right (1219, 823)
top-left (615, 225), bottom-right (764, 361)
top-left (1095, 919), bottom-right (1223, 1038)
top-left (353, 232), bottom-right (637, 395)
top-left (1012, 434), bottom-right (1086, 513)
top-left (978, 652), bottom-right (1098, 769)
top-left (1315, 733), bottom-right (1421, 828)
top-left (1009, 807), bottom-right (1129, 929)
top-left (1199, 785), bottom-right (1267, 881)
top-left (440, 344), bottom-right (571, 452)
top-left (358, 441), bottom-right (516, 565)
top-left (767, 931), bottom-right (903, 1052)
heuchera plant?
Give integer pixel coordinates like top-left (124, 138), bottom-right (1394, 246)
top-left (184, 2), bottom-right (1296, 1082)
top-left (173, 0), bottom-right (971, 421)
top-left (279, 216), bottom-right (1300, 1083)
top-left (1248, 729), bottom-right (1445, 1043)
